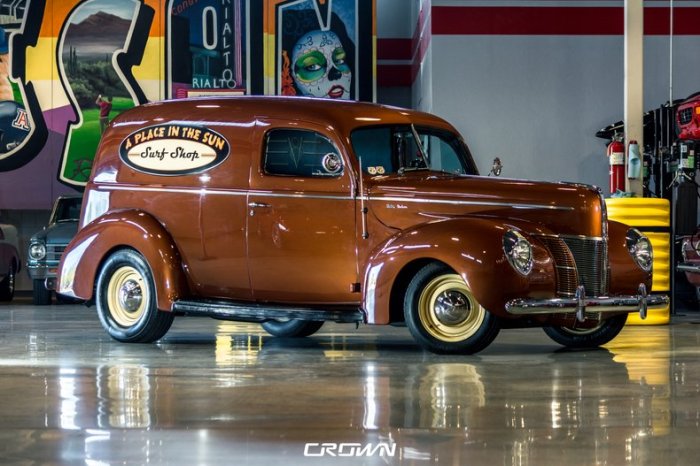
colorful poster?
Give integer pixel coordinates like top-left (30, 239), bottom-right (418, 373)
top-left (0, 0), bottom-right (163, 203)
top-left (167, 0), bottom-right (247, 98)
top-left (0, 0), bottom-right (45, 172)
top-left (0, 0), bottom-right (375, 208)
top-left (260, 0), bottom-right (375, 102)
top-left (58, 0), bottom-right (154, 185)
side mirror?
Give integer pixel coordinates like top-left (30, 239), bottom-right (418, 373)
top-left (489, 157), bottom-right (503, 177)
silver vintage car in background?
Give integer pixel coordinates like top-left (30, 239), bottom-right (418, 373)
top-left (27, 195), bottom-right (82, 305)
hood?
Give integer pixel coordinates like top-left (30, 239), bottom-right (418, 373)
top-left (30, 221), bottom-right (79, 244)
top-left (366, 173), bottom-right (605, 237)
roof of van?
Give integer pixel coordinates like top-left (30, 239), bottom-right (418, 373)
top-left (109, 96), bottom-right (454, 135)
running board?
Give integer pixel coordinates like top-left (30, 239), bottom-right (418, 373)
top-left (172, 299), bottom-right (365, 324)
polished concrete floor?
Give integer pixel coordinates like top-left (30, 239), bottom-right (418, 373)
top-left (1, 297), bottom-right (700, 465)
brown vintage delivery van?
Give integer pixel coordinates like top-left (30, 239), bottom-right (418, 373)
top-left (56, 96), bottom-right (667, 354)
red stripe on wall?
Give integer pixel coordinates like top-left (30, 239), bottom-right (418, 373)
top-left (377, 38), bottom-right (412, 60)
top-left (432, 7), bottom-right (622, 35)
top-left (377, 64), bottom-right (413, 87)
top-left (432, 6), bottom-right (700, 35)
top-left (645, 7), bottom-right (700, 35)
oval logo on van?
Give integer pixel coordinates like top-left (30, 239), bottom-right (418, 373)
top-left (119, 124), bottom-right (229, 176)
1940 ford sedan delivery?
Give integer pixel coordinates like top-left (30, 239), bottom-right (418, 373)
top-left (56, 96), bottom-right (668, 354)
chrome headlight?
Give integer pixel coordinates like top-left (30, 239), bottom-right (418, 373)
top-left (626, 228), bottom-right (653, 272)
top-left (503, 230), bottom-right (533, 275)
top-left (29, 242), bottom-right (47, 261)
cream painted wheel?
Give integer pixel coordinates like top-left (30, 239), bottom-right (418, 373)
top-left (405, 263), bottom-right (499, 354)
top-left (96, 249), bottom-right (174, 343)
top-left (107, 266), bottom-right (149, 328)
top-left (417, 274), bottom-right (485, 342)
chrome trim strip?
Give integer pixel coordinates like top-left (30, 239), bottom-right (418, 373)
top-left (97, 184), bottom-right (354, 201)
top-left (374, 196), bottom-right (574, 211)
top-left (96, 184), bottom-right (575, 209)
top-left (250, 191), bottom-right (354, 201)
top-left (98, 184), bottom-right (245, 196)
top-left (598, 190), bottom-right (609, 292)
top-left (535, 233), bottom-right (605, 241)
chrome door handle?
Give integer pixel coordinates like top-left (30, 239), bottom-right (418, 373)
top-left (248, 202), bottom-right (270, 208)
top-left (248, 202), bottom-right (270, 216)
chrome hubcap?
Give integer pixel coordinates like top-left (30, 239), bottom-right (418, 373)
top-left (118, 279), bottom-right (143, 312)
top-left (434, 290), bottom-right (470, 325)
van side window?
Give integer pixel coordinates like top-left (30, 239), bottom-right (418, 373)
top-left (264, 129), bottom-right (343, 177)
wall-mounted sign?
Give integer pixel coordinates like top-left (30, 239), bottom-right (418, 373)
top-left (119, 124), bottom-right (230, 175)
top-left (258, 0), bottom-right (375, 102)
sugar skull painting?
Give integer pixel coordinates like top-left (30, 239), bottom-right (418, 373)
top-left (279, 5), bottom-right (355, 100)
top-left (289, 26), bottom-right (351, 99)
top-left (267, 0), bottom-right (373, 102)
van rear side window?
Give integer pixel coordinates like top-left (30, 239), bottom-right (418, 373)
top-left (263, 129), bottom-right (343, 177)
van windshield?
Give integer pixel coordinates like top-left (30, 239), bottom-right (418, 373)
top-left (350, 125), bottom-right (478, 176)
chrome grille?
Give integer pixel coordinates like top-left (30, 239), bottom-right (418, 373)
top-left (536, 236), bottom-right (578, 296)
top-left (562, 237), bottom-right (608, 296)
top-left (536, 236), bottom-right (608, 297)
top-left (46, 244), bottom-right (68, 263)
top-left (679, 107), bottom-right (693, 125)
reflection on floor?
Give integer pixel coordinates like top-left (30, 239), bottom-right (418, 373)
top-left (1, 297), bottom-right (700, 465)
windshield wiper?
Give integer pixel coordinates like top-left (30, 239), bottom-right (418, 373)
top-left (410, 124), bottom-right (429, 166)
top-left (397, 165), bottom-right (429, 176)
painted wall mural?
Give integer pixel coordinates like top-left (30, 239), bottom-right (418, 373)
top-left (260, 0), bottom-right (375, 101)
top-left (0, 0), bottom-right (375, 210)
top-left (168, 0), bottom-right (247, 98)
top-left (0, 0), bottom-right (44, 171)
top-left (59, 0), bottom-right (152, 185)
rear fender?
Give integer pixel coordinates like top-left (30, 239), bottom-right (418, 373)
top-left (57, 210), bottom-right (188, 311)
top-left (362, 218), bottom-right (555, 324)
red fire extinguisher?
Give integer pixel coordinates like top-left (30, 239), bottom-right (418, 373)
top-left (607, 136), bottom-right (625, 193)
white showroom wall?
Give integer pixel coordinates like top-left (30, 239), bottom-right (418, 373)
top-left (403, 1), bottom-right (700, 189)
top-left (431, 35), bottom-right (626, 187)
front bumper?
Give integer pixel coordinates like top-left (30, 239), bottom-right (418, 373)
top-left (677, 262), bottom-right (700, 274)
top-left (26, 263), bottom-right (55, 280)
top-left (505, 284), bottom-right (668, 322)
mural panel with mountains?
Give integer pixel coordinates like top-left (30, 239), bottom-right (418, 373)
top-left (63, 11), bottom-right (133, 59)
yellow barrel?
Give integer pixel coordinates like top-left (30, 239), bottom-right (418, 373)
top-left (605, 198), bottom-right (671, 325)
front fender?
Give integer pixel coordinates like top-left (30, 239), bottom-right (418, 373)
top-left (608, 220), bottom-right (653, 293)
top-left (362, 218), bottom-right (556, 324)
top-left (57, 210), bottom-right (188, 311)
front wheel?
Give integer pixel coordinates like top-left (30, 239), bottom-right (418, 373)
top-left (404, 263), bottom-right (500, 354)
top-left (96, 249), bottom-right (174, 343)
top-left (32, 279), bottom-right (52, 305)
top-left (261, 319), bottom-right (324, 337)
top-left (543, 314), bottom-right (628, 348)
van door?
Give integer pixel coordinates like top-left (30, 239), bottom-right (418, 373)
top-left (247, 120), bottom-right (359, 304)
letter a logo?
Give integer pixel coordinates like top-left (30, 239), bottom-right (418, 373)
top-left (12, 108), bottom-right (30, 132)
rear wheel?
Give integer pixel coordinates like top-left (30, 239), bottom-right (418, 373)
top-left (32, 279), bottom-right (52, 305)
top-left (0, 263), bottom-right (16, 302)
top-left (261, 319), bottom-right (324, 338)
top-left (543, 314), bottom-right (628, 348)
top-left (96, 249), bottom-right (174, 342)
top-left (404, 263), bottom-right (499, 354)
